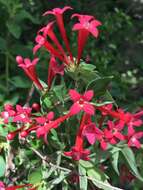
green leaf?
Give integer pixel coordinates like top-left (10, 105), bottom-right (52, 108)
top-left (86, 76), bottom-right (113, 95)
top-left (6, 21), bottom-right (21, 39)
top-left (78, 64), bottom-right (99, 83)
top-left (42, 96), bottom-right (52, 108)
top-left (28, 169), bottom-right (42, 184)
top-left (0, 156), bottom-right (6, 177)
top-left (53, 85), bottom-right (67, 104)
top-left (121, 146), bottom-right (143, 181)
top-left (87, 168), bottom-right (107, 182)
top-left (111, 150), bottom-right (119, 175)
top-left (79, 62), bottom-right (96, 71)
top-left (87, 167), bottom-right (122, 190)
top-left (11, 76), bottom-right (31, 88)
top-left (49, 171), bottom-right (68, 189)
top-left (79, 160), bottom-right (94, 169)
top-left (79, 164), bottom-right (88, 190)
top-left (15, 10), bottom-right (39, 24)
top-left (88, 177), bottom-right (123, 190)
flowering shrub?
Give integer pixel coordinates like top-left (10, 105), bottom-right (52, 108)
top-left (0, 6), bottom-right (143, 190)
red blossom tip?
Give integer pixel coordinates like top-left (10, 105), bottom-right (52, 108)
top-left (43, 6), bottom-right (73, 16)
top-left (7, 133), bottom-right (16, 141)
top-left (20, 131), bottom-right (29, 138)
top-left (16, 55), bottom-right (23, 65)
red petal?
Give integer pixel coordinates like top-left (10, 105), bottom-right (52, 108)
top-left (83, 90), bottom-right (94, 101)
top-left (83, 103), bottom-right (94, 115)
top-left (72, 23), bottom-right (83, 31)
top-left (69, 89), bottom-right (81, 101)
top-left (101, 140), bottom-right (107, 150)
top-left (70, 103), bottom-right (81, 115)
top-left (47, 111), bottom-right (54, 121)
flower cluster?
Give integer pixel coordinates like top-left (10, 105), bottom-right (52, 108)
top-left (1, 89), bottom-right (143, 161)
top-left (1, 6), bottom-right (143, 161)
top-left (1, 6), bottom-right (143, 188)
top-left (16, 6), bottom-right (101, 90)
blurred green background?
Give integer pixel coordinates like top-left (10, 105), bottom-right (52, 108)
top-left (0, 0), bottom-right (143, 110)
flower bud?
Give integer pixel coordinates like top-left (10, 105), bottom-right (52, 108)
top-left (7, 133), bottom-right (16, 140)
top-left (32, 103), bottom-right (41, 112)
top-left (16, 56), bottom-right (23, 65)
top-left (20, 131), bottom-right (29, 138)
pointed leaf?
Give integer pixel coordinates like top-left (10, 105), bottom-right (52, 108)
top-left (0, 156), bottom-right (6, 177)
top-left (121, 146), bottom-right (143, 181)
top-left (79, 164), bottom-right (88, 190)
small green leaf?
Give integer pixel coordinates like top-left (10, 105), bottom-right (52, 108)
top-left (28, 169), bottom-right (42, 184)
top-left (15, 10), bottom-right (39, 24)
top-left (53, 85), bottom-right (67, 104)
top-left (0, 156), bottom-right (6, 177)
top-left (121, 146), bottom-right (143, 181)
top-left (49, 171), bottom-right (68, 188)
top-left (79, 160), bottom-right (94, 169)
top-left (87, 166), bottom-right (122, 190)
top-left (87, 168), bottom-right (107, 182)
top-left (43, 96), bottom-right (52, 108)
top-left (86, 76), bottom-right (113, 95)
top-left (11, 76), bottom-right (31, 88)
top-left (79, 164), bottom-right (88, 190)
top-left (111, 150), bottom-right (119, 175)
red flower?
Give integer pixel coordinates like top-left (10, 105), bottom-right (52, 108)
top-left (43, 6), bottom-right (73, 61)
top-left (82, 123), bottom-right (98, 144)
top-left (69, 89), bottom-right (94, 115)
top-left (35, 111), bottom-right (54, 125)
top-left (106, 120), bottom-right (125, 142)
top-left (126, 131), bottom-right (143, 148)
top-left (33, 35), bottom-right (65, 63)
top-left (64, 114), bottom-right (90, 160)
top-left (64, 146), bottom-right (90, 161)
top-left (13, 105), bottom-right (31, 123)
top-left (72, 14), bottom-right (101, 64)
top-left (39, 22), bottom-right (69, 65)
top-left (16, 56), bottom-right (43, 90)
top-left (100, 104), bottom-right (113, 116)
top-left (1, 104), bottom-right (15, 124)
top-left (36, 112), bottom-right (71, 143)
top-left (47, 55), bottom-right (64, 90)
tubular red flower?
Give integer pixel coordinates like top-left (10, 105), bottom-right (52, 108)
top-left (43, 7), bottom-right (73, 62)
top-left (72, 14), bottom-right (101, 64)
top-left (47, 55), bottom-right (64, 90)
top-left (5, 184), bottom-right (33, 190)
top-left (64, 114), bottom-right (91, 161)
top-left (16, 56), bottom-right (43, 90)
top-left (69, 89), bottom-right (94, 115)
top-left (39, 22), bottom-right (69, 65)
top-left (33, 35), bottom-right (65, 62)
